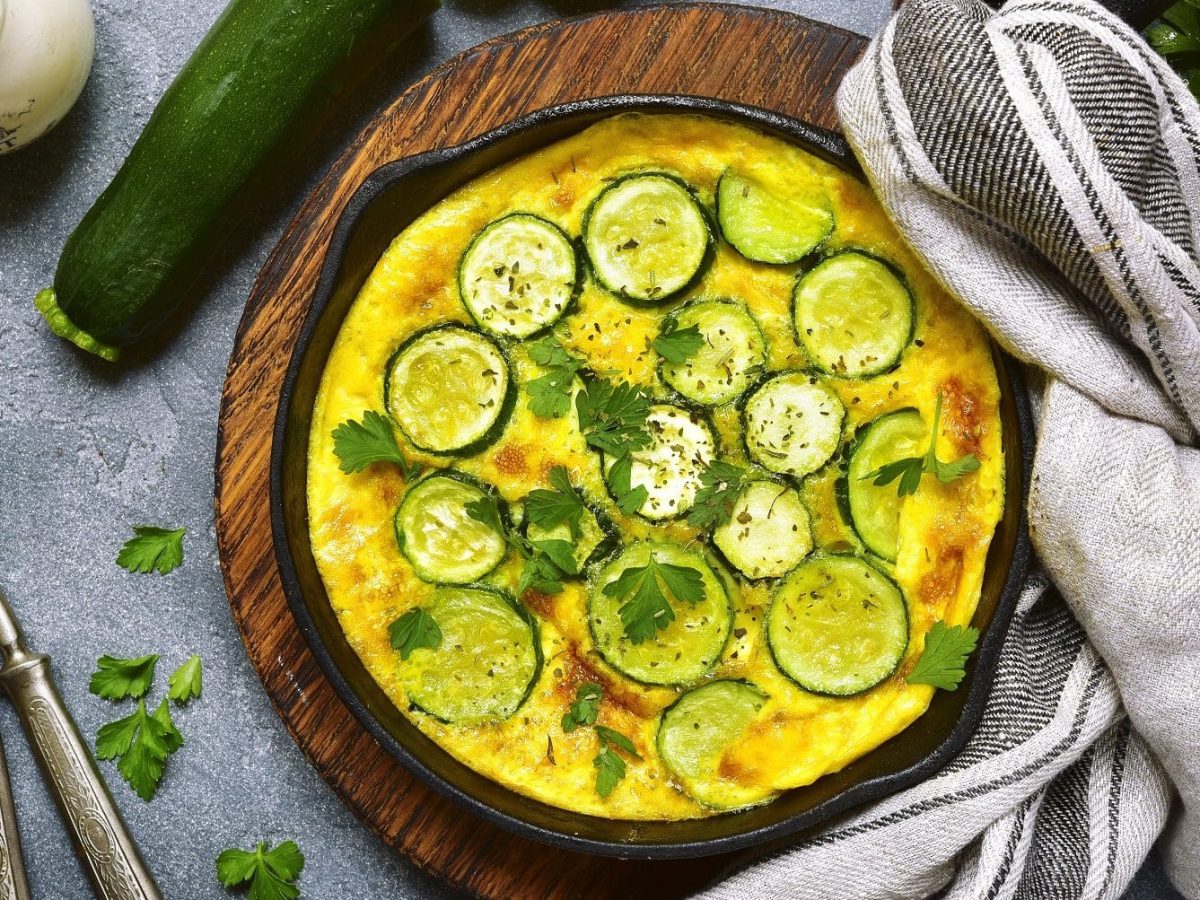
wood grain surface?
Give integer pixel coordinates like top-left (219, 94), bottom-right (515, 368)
top-left (214, 6), bottom-right (867, 897)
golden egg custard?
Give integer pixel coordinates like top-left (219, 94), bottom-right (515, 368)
top-left (307, 113), bottom-right (1005, 820)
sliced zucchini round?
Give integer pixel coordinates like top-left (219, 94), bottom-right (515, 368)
top-left (793, 251), bottom-right (914, 378)
top-left (658, 298), bottom-right (767, 406)
top-left (741, 372), bottom-right (844, 478)
top-left (657, 680), bottom-right (777, 810)
top-left (844, 410), bottom-right (926, 562)
top-left (582, 172), bottom-right (712, 304)
top-left (712, 481), bottom-right (813, 580)
top-left (384, 323), bottom-right (513, 455)
top-left (457, 213), bottom-right (578, 339)
top-left (588, 541), bottom-right (732, 685)
top-left (603, 404), bottom-right (716, 520)
top-left (525, 501), bottom-right (617, 571)
top-left (394, 472), bottom-right (508, 584)
top-left (399, 586), bottom-right (541, 723)
top-left (767, 555), bottom-right (908, 696)
top-left (716, 170), bottom-right (833, 264)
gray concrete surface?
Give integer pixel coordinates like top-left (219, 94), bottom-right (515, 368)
top-left (0, 1), bottom-right (1180, 898)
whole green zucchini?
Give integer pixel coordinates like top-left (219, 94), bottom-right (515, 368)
top-left (37, 0), bottom-right (440, 361)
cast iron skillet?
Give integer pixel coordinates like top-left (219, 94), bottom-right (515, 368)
top-left (271, 95), bottom-right (1033, 859)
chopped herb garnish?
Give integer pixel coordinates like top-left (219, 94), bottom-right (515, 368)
top-left (562, 682), bottom-right (603, 732)
top-left (524, 466), bottom-right (587, 540)
top-left (602, 554), bottom-right (706, 644)
top-left (593, 725), bottom-right (640, 798)
top-left (331, 410), bottom-right (420, 478)
top-left (863, 391), bottom-right (980, 496)
top-left (116, 526), bottom-right (186, 575)
top-left (526, 337), bottom-right (584, 418)
top-left (465, 492), bottom-right (579, 595)
top-left (652, 322), bottom-right (704, 364)
top-left (686, 460), bottom-right (747, 529)
top-left (606, 451), bottom-right (649, 516)
top-left (216, 840), bottom-right (304, 900)
top-left (906, 620), bottom-right (980, 690)
top-left (575, 377), bottom-right (652, 456)
top-left (388, 608), bottom-right (442, 660)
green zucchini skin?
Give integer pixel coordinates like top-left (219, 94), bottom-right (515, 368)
top-left (38, 0), bottom-right (440, 360)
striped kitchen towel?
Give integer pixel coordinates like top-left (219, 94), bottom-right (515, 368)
top-left (700, 1), bottom-right (1200, 898)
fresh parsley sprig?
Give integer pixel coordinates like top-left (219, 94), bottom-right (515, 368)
top-left (89, 654), bottom-right (158, 701)
top-left (575, 377), bottom-right (652, 456)
top-left (605, 451), bottom-right (649, 516)
top-left (216, 840), bottom-right (304, 900)
top-left (464, 492), bottom-right (580, 595)
top-left (96, 698), bottom-right (183, 801)
top-left (906, 620), bottom-right (980, 690)
top-left (863, 392), bottom-right (980, 496)
top-left (526, 337), bottom-right (585, 418)
top-left (557, 682), bottom-right (640, 797)
top-left (388, 608), bottom-right (442, 660)
top-left (652, 321), bottom-right (704, 364)
top-left (168, 655), bottom-right (203, 704)
top-left (331, 410), bottom-right (420, 478)
top-left (524, 466), bottom-right (587, 540)
top-left (686, 460), bottom-right (747, 529)
top-left (602, 554), bottom-right (706, 644)
top-left (116, 526), bottom-right (186, 575)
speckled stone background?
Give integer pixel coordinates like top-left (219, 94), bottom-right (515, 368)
top-left (0, 1), bottom-right (1182, 897)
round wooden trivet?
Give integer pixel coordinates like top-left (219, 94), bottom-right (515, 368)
top-left (214, 5), bottom-right (866, 897)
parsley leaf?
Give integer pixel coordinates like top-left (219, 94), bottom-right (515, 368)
top-left (602, 555), bottom-right (706, 644)
top-left (562, 682), bottom-right (603, 733)
top-left (388, 609), bottom-right (442, 660)
top-left (652, 322), bottom-right (704, 364)
top-left (593, 726), bottom-right (640, 798)
top-left (606, 452), bottom-right (649, 517)
top-left (168, 655), bottom-right (203, 704)
top-left (96, 698), bottom-right (183, 801)
top-left (331, 410), bottom-right (420, 478)
top-left (216, 840), bottom-right (305, 900)
top-left (526, 337), bottom-right (584, 418)
top-left (464, 490), bottom-right (579, 596)
top-left (464, 492), bottom-right (506, 535)
top-left (575, 378), bottom-right (652, 456)
top-left (116, 526), bottom-right (185, 575)
top-left (524, 466), bottom-right (587, 540)
top-left (863, 392), bottom-right (980, 497)
top-left (89, 654), bottom-right (158, 701)
top-left (1146, 2), bottom-right (1200, 100)
top-left (906, 620), bottom-right (980, 690)
top-left (686, 461), bottom-right (747, 529)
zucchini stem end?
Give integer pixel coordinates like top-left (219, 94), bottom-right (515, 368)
top-left (35, 288), bottom-right (120, 362)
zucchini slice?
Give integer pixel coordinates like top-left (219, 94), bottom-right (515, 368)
top-left (658, 298), bottom-right (767, 406)
top-left (843, 410), bottom-right (926, 562)
top-left (657, 680), bottom-right (777, 810)
top-left (457, 213), bottom-right (578, 339)
top-left (793, 251), bottom-right (914, 378)
top-left (582, 173), bottom-right (712, 304)
top-left (712, 481), bottom-right (813, 580)
top-left (741, 372), bottom-right (844, 478)
top-left (394, 472), bottom-right (508, 584)
top-left (525, 501), bottom-right (617, 571)
top-left (399, 586), bottom-right (541, 723)
top-left (384, 324), bottom-right (513, 455)
top-left (588, 541), bottom-right (732, 685)
top-left (603, 404), bottom-right (717, 520)
top-left (716, 170), bottom-right (833, 265)
top-left (767, 555), bottom-right (908, 696)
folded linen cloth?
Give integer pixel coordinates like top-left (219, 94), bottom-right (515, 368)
top-left (699, 1), bottom-right (1200, 897)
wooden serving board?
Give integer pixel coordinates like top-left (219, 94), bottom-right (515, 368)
top-left (214, 5), bottom-right (867, 897)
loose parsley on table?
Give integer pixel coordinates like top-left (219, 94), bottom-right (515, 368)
top-left (906, 620), bottom-right (981, 690)
top-left (330, 410), bottom-right (420, 478)
top-left (863, 391), bottom-right (980, 496)
top-left (602, 554), bottom-right (706, 644)
top-left (651, 322), bottom-right (704, 364)
top-left (216, 840), bottom-right (305, 900)
top-left (116, 526), bottom-right (186, 575)
top-left (168, 655), bottom-right (203, 703)
top-left (526, 336), bottom-right (585, 418)
top-left (388, 608), bottom-right (442, 660)
top-left (95, 698), bottom-right (183, 801)
top-left (686, 460), bottom-right (747, 529)
top-left (89, 654), bottom-right (158, 701)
